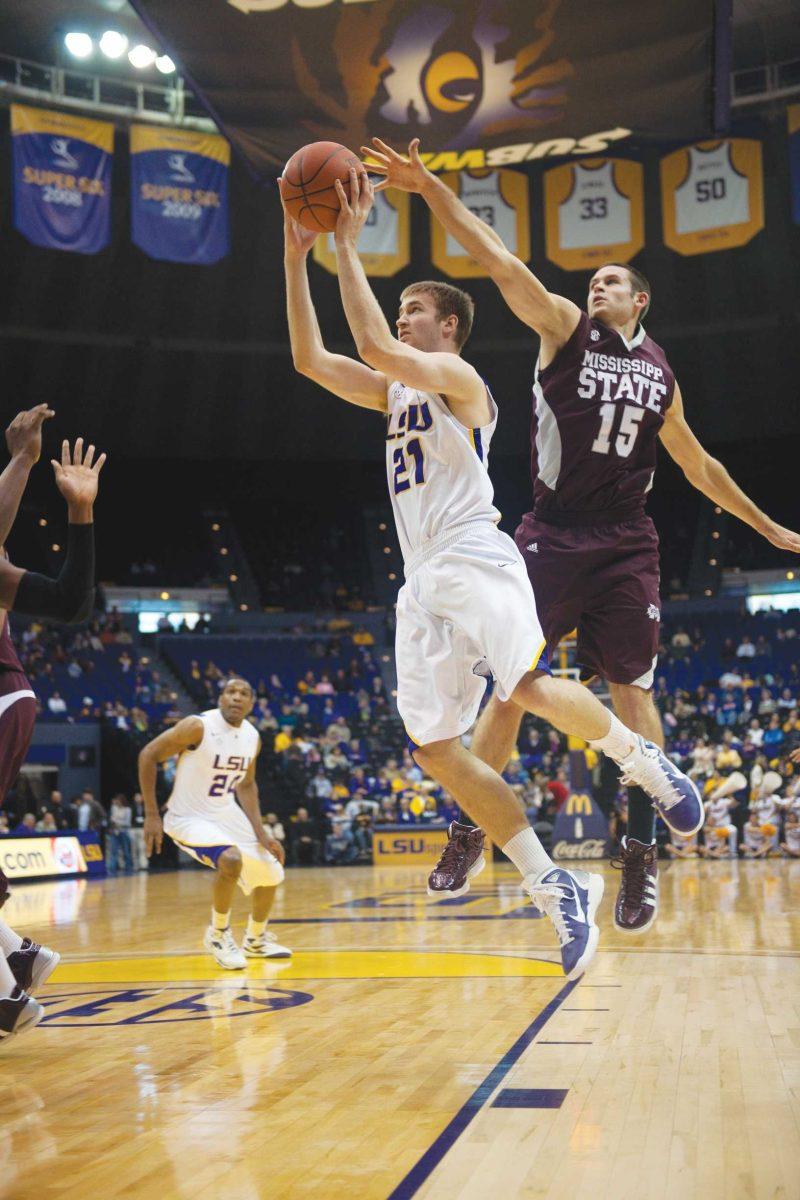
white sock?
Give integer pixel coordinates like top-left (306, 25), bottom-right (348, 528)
top-left (0, 953), bottom-right (16, 998)
top-left (502, 828), bottom-right (552, 881)
top-left (211, 909), bottom-right (230, 932)
top-left (0, 918), bottom-right (23, 956)
top-left (246, 917), bottom-right (267, 940)
top-left (589, 712), bottom-right (637, 762)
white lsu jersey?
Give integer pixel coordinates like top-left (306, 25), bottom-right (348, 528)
top-left (386, 382), bottom-right (500, 566)
top-left (166, 707), bottom-right (259, 820)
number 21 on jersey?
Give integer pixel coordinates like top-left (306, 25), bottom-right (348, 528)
top-left (393, 438), bottom-right (426, 493)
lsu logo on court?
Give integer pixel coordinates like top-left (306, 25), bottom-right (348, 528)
top-left (40, 984), bottom-right (313, 1026)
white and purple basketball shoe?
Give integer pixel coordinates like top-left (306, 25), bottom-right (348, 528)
top-left (619, 736), bottom-right (704, 836)
top-left (524, 867), bottom-right (604, 981)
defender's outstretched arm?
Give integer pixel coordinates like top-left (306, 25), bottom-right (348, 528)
top-left (660, 383), bottom-right (800, 553)
top-left (364, 137), bottom-right (580, 347)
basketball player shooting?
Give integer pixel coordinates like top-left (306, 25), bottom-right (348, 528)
top-left (138, 678), bottom-right (291, 970)
top-left (281, 163), bottom-right (704, 981)
top-left (366, 136), bottom-right (800, 935)
top-left (0, 408), bottom-right (104, 1043)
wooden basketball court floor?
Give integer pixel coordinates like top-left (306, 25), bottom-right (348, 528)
top-left (2, 859), bottom-right (799, 1200)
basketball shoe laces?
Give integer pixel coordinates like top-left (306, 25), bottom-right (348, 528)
top-left (436, 829), bottom-right (473, 874)
top-left (526, 881), bottom-right (574, 947)
top-left (620, 743), bottom-right (685, 811)
top-left (216, 927), bottom-right (239, 954)
top-left (610, 841), bottom-right (656, 907)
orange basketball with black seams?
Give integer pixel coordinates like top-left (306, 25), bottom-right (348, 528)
top-left (281, 141), bottom-right (364, 232)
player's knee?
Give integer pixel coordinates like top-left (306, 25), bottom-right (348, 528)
top-left (511, 670), bottom-right (554, 718)
top-left (413, 737), bottom-right (458, 773)
top-left (218, 847), bottom-right (243, 878)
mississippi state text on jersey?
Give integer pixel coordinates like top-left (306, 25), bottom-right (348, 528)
top-left (530, 313), bottom-right (675, 520)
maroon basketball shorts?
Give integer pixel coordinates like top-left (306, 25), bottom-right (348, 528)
top-left (0, 681), bottom-right (37, 805)
top-left (515, 514), bottom-right (661, 688)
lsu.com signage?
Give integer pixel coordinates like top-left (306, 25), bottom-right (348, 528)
top-left (373, 825), bottom-right (450, 867)
top-left (0, 836), bottom-right (88, 881)
top-left (551, 792), bottom-right (611, 860)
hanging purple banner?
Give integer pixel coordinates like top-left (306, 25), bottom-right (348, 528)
top-left (11, 105), bottom-right (113, 255)
top-left (130, 125), bottom-right (230, 265)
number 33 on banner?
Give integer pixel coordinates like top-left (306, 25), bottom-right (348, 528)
top-left (543, 157), bottom-right (644, 272)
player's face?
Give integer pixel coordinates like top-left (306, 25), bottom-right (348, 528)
top-left (396, 292), bottom-right (450, 352)
top-left (219, 679), bottom-right (254, 724)
top-left (587, 266), bottom-right (643, 326)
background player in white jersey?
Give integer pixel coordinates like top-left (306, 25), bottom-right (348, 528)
top-left (138, 678), bottom-right (289, 969)
top-left (281, 167), bottom-right (703, 982)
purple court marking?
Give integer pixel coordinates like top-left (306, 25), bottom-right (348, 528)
top-left (387, 977), bottom-right (579, 1200)
top-left (491, 1088), bottom-right (568, 1109)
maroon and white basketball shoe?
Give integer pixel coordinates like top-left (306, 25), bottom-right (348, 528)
top-left (427, 822), bottom-right (485, 898)
top-left (0, 986), bottom-right (45, 1043)
top-left (611, 837), bottom-right (658, 933)
top-left (6, 938), bottom-right (61, 994)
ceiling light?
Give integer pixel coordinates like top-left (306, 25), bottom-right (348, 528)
top-left (99, 30), bottom-right (128, 58)
top-left (128, 44), bottom-right (157, 69)
top-left (155, 54), bottom-right (176, 74)
top-left (64, 32), bottom-right (93, 59)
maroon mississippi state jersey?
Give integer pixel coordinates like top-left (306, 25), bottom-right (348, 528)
top-left (0, 612), bottom-right (27, 679)
top-left (530, 312), bottom-right (675, 523)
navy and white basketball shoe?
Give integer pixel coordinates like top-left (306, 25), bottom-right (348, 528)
top-left (619, 737), bottom-right (704, 836)
top-left (524, 867), bottom-right (604, 981)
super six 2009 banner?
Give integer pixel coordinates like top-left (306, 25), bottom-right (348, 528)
top-left (131, 0), bottom-right (730, 179)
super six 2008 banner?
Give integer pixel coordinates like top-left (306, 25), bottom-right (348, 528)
top-left (12, 105), bottom-right (113, 254)
top-left (131, 0), bottom-right (730, 179)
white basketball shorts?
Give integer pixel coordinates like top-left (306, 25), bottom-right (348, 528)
top-left (163, 801), bottom-right (284, 894)
top-left (395, 523), bottom-right (546, 747)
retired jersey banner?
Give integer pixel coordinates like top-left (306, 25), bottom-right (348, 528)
top-left (313, 188), bottom-right (410, 276)
top-left (130, 126), bottom-right (230, 265)
top-left (11, 105), bottom-right (113, 254)
top-left (660, 138), bottom-right (764, 256)
top-left (789, 105), bottom-right (800, 226)
top-left (130, 0), bottom-right (727, 178)
top-left (544, 157), bottom-right (645, 270)
top-left (431, 168), bottom-right (530, 279)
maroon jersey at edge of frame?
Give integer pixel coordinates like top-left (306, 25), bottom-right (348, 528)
top-left (0, 612), bottom-right (27, 682)
top-left (530, 312), bottom-right (675, 523)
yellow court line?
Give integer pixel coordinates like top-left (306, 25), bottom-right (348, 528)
top-left (51, 948), bottom-right (563, 984)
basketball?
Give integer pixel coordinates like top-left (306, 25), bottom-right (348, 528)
top-left (281, 141), bottom-right (364, 232)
